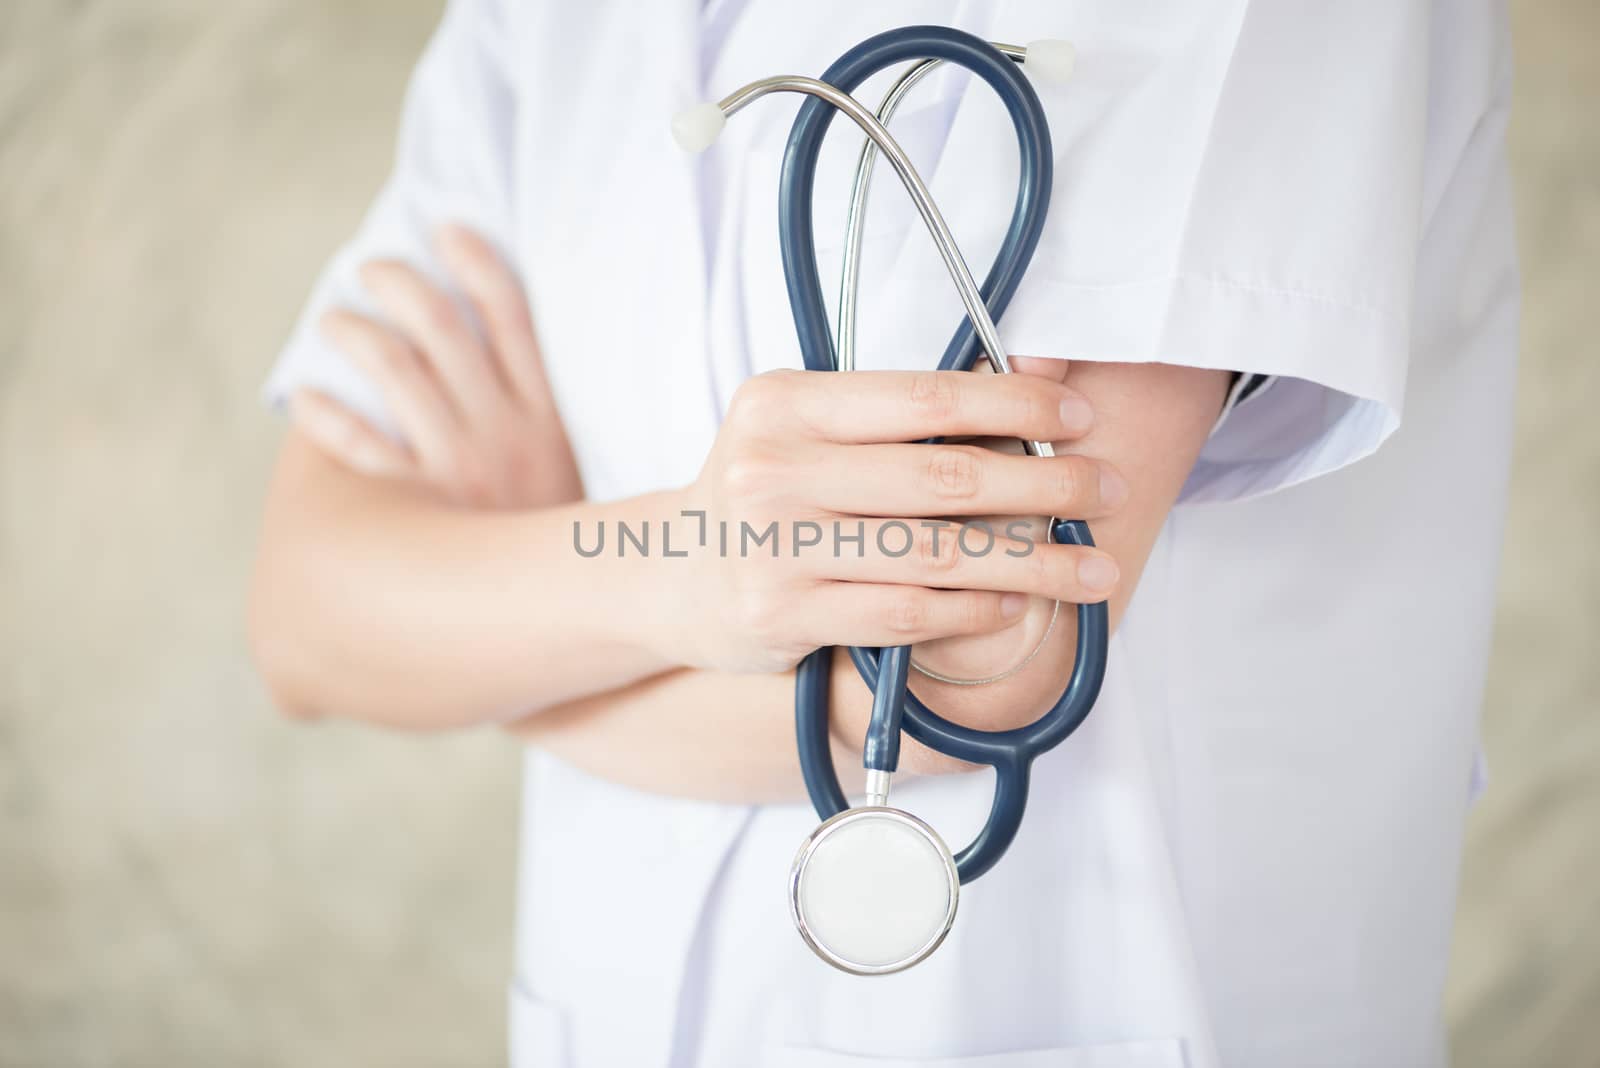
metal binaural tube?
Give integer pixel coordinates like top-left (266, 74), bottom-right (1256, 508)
top-left (836, 43), bottom-right (1027, 374)
top-left (834, 45), bottom-right (1065, 689)
top-left (712, 74), bottom-right (1052, 461)
top-left (770, 27), bottom-right (1105, 889)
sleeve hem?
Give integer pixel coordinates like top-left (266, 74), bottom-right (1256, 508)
top-left (999, 273), bottom-right (1404, 404)
top-left (987, 272), bottom-right (1408, 503)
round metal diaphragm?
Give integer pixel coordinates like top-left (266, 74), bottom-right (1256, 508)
top-left (789, 807), bottom-right (959, 975)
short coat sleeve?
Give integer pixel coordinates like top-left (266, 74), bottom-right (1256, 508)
top-left (902, 1), bottom-right (1435, 503)
top-left (262, 0), bottom-right (517, 435)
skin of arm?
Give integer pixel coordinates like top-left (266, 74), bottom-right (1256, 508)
top-left (510, 358), bottom-right (1229, 796)
top-left (252, 450), bottom-right (693, 726)
top-left (251, 226), bottom-right (1227, 799)
top-left (251, 229), bottom-right (1128, 730)
top-left (252, 368), bottom-right (1120, 730)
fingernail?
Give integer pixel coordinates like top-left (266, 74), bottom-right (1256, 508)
top-left (1001, 593), bottom-right (1029, 619)
top-left (1059, 395), bottom-right (1093, 435)
top-left (1077, 555), bottom-right (1119, 593)
top-left (1099, 467), bottom-right (1129, 509)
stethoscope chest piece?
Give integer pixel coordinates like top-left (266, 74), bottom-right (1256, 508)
top-left (789, 806), bottom-right (959, 975)
top-left (681, 23), bottom-right (1108, 975)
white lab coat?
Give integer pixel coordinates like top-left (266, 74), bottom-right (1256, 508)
top-left (267, 1), bottom-right (1519, 1064)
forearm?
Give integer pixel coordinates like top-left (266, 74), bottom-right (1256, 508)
top-left (249, 433), bottom-right (682, 727)
top-left (511, 568), bottom-right (1092, 801)
top-left (514, 360), bottom-right (1230, 800)
top-left (511, 627), bottom-right (1079, 802)
top-left (512, 657), bottom-right (862, 803)
top-left (510, 629), bottom-right (1078, 803)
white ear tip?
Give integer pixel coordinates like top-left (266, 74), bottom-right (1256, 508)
top-left (1024, 39), bottom-right (1076, 84)
top-left (671, 102), bottom-right (727, 152)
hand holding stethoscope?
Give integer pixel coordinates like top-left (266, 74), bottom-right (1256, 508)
top-left (659, 368), bottom-right (1124, 676)
top-left (679, 26), bottom-right (1109, 974)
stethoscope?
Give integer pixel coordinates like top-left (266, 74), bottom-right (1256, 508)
top-left (674, 26), bottom-right (1108, 975)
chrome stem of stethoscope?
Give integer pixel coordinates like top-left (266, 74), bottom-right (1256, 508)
top-left (680, 29), bottom-right (1090, 977)
top-left (836, 43), bottom-right (1026, 374)
top-left (675, 73), bottom-right (1054, 462)
top-left (863, 768), bottom-right (892, 809)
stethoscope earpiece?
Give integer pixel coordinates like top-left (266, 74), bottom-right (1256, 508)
top-left (1021, 39), bottom-right (1076, 84)
top-left (686, 26), bottom-right (1109, 974)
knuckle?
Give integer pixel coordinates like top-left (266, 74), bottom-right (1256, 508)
top-left (499, 439), bottom-right (538, 490)
top-left (316, 307), bottom-right (349, 338)
top-left (958, 593), bottom-right (991, 634)
top-left (726, 374), bottom-right (780, 429)
top-left (885, 593), bottom-right (929, 636)
top-left (738, 587), bottom-right (784, 640)
top-left (914, 524), bottom-right (961, 574)
top-left (1017, 381), bottom-right (1056, 433)
top-left (482, 416), bottom-right (522, 459)
top-left (907, 372), bottom-right (961, 422)
top-left (433, 441), bottom-right (469, 486)
top-left (455, 451), bottom-right (497, 503)
top-left (357, 259), bottom-right (398, 292)
top-left (374, 335), bottom-right (412, 375)
top-left (1053, 457), bottom-right (1085, 509)
top-left (1027, 548), bottom-right (1060, 597)
top-left (719, 451), bottom-right (775, 500)
top-left (450, 227), bottom-right (494, 268)
top-left (926, 447), bottom-right (981, 500)
top-left (322, 309), bottom-right (382, 356)
top-left (417, 289), bottom-right (459, 335)
top-left (724, 388), bottom-right (756, 429)
top-left (486, 276), bottom-right (528, 319)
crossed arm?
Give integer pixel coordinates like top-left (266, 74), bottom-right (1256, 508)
top-left (506, 358), bottom-right (1224, 801)
top-left (249, 227), bottom-right (1229, 802)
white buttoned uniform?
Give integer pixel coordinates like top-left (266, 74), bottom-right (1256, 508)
top-left (268, 1), bottom-right (1517, 1064)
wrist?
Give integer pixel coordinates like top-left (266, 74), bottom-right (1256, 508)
top-left (511, 490), bottom-right (693, 697)
top-left (558, 486), bottom-right (706, 672)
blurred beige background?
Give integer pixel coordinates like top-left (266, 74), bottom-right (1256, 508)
top-left (0, 1), bottom-right (1593, 1064)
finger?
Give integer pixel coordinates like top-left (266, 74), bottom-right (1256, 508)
top-left (288, 388), bottom-right (415, 478)
top-left (794, 441), bottom-right (1128, 518)
top-left (1008, 354), bottom-right (1071, 383)
top-left (359, 258), bottom-right (506, 422)
top-left (319, 308), bottom-right (462, 480)
top-left (806, 519), bottom-right (1120, 604)
top-left (435, 224), bottom-right (555, 415)
top-left (735, 369), bottom-right (1094, 444)
top-left (799, 582), bottom-right (1031, 648)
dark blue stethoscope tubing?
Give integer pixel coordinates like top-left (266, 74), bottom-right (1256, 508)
top-left (848, 522), bottom-right (1107, 758)
top-left (780, 26), bottom-right (1110, 884)
top-left (778, 26), bottom-right (1049, 379)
